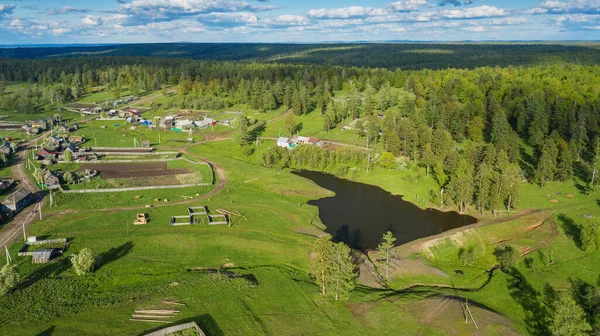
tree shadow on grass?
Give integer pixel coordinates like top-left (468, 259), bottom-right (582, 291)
top-left (557, 213), bottom-right (583, 249)
top-left (249, 121), bottom-right (266, 140)
top-left (35, 326), bottom-right (55, 336)
top-left (568, 278), bottom-right (599, 323)
top-left (95, 241), bottom-right (133, 271)
top-left (506, 268), bottom-right (551, 336)
top-left (17, 258), bottom-right (70, 291)
top-left (139, 314), bottom-right (224, 336)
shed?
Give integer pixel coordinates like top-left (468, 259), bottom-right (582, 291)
top-left (32, 249), bottom-right (54, 264)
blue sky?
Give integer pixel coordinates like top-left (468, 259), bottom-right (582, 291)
top-left (0, 0), bottom-right (598, 43)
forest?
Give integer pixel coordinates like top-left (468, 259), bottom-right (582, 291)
top-left (1, 42), bottom-right (600, 69)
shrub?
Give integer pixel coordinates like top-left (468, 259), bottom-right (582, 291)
top-left (0, 264), bottom-right (19, 295)
top-left (72, 248), bottom-right (95, 275)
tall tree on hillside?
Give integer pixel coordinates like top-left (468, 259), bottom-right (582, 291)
top-left (377, 231), bottom-right (397, 279)
top-left (556, 137), bottom-right (573, 182)
top-left (327, 242), bottom-right (356, 301)
top-left (551, 296), bottom-right (592, 336)
top-left (421, 143), bottom-right (436, 177)
top-left (285, 113), bottom-right (296, 137)
top-left (236, 116), bottom-right (252, 146)
top-left (447, 159), bottom-right (475, 213)
top-left (474, 161), bottom-right (493, 215)
top-left (503, 163), bottom-right (521, 211)
top-left (311, 237), bottom-right (333, 295)
top-left (535, 137), bottom-right (559, 187)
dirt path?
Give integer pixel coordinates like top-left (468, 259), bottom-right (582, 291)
top-left (0, 134), bottom-right (47, 248)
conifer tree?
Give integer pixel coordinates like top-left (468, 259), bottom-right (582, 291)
top-left (327, 242), bottom-right (356, 301)
top-left (377, 231), bottom-right (396, 279)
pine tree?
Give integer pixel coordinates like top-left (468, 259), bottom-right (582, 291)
top-left (327, 242), bottom-right (356, 301)
top-left (556, 138), bottom-right (573, 182)
top-left (447, 159), bottom-right (474, 213)
top-left (377, 231), bottom-right (396, 279)
top-left (535, 137), bottom-right (558, 187)
top-left (237, 116), bottom-right (252, 146)
top-left (421, 143), bottom-right (436, 177)
top-left (310, 237), bottom-right (333, 295)
top-left (285, 113), bottom-right (296, 137)
top-left (551, 296), bottom-right (592, 336)
top-left (474, 162), bottom-right (493, 215)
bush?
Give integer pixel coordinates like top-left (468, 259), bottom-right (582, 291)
top-left (240, 145), bottom-right (255, 157)
top-left (0, 264), bottom-right (19, 295)
top-left (458, 245), bottom-right (476, 265)
top-left (493, 245), bottom-right (517, 271)
top-left (72, 248), bottom-right (95, 275)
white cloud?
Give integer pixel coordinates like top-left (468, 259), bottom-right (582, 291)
top-left (439, 5), bottom-right (508, 19)
top-left (528, 0), bottom-right (600, 15)
top-left (0, 4), bottom-right (16, 17)
top-left (387, 0), bottom-right (427, 12)
top-left (307, 6), bottom-right (376, 19)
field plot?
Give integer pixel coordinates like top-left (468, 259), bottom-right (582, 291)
top-left (80, 162), bottom-right (186, 178)
top-left (55, 160), bottom-right (213, 190)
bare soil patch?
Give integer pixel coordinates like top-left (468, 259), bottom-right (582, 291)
top-left (409, 295), bottom-right (521, 335)
top-left (549, 199), bottom-right (559, 203)
top-left (79, 162), bottom-right (189, 179)
top-left (565, 193), bottom-right (575, 198)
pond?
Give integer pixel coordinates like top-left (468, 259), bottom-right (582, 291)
top-left (294, 170), bottom-right (478, 250)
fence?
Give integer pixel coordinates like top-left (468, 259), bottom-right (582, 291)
top-left (143, 322), bottom-right (206, 336)
top-left (61, 183), bottom-right (212, 194)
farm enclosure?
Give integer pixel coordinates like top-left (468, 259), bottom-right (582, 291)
top-left (79, 162), bottom-right (188, 179)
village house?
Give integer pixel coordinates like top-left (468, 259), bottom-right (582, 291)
top-left (37, 148), bottom-right (57, 161)
top-left (0, 179), bottom-right (13, 193)
top-left (67, 135), bottom-right (85, 145)
top-left (295, 136), bottom-right (323, 146)
top-left (277, 137), bottom-right (294, 149)
top-left (0, 142), bottom-right (12, 156)
top-left (1, 188), bottom-right (33, 214)
top-left (47, 135), bottom-right (64, 145)
top-left (56, 125), bottom-right (70, 133)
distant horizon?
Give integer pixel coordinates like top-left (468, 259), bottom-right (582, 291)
top-left (1, 39), bottom-right (599, 48)
top-left (0, 1), bottom-right (599, 44)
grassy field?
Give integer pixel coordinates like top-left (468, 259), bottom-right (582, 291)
top-left (2, 83), bottom-right (600, 335)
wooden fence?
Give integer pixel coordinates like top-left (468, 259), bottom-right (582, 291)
top-left (143, 322), bottom-right (206, 336)
top-left (61, 183), bottom-right (211, 194)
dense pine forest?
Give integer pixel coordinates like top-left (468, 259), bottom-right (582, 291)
top-left (0, 53), bottom-right (599, 217)
top-left (1, 42), bottom-right (600, 69)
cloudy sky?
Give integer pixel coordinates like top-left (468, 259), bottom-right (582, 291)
top-left (0, 0), bottom-right (598, 43)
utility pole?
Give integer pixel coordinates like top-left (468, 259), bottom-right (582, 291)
top-left (5, 246), bottom-right (11, 265)
top-left (158, 132), bottom-right (161, 144)
top-left (22, 223), bottom-right (26, 241)
top-left (38, 203), bottom-right (43, 220)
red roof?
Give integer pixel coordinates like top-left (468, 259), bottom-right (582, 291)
top-left (38, 149), bottom-right (56, 156)
top-left (307, 137), bottom-right (319, 144)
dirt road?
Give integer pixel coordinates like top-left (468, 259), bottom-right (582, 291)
top-left (0, 136), bottom-right (45, 248)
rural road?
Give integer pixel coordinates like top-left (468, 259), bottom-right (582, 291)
top-left (0, 135), bottom-right (45, 249)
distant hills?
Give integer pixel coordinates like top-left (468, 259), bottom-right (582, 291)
top-left (1, 42), bottom-right (599, 69)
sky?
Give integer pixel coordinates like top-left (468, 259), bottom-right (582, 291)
top-left (0, 0), bottom-right (598, 44)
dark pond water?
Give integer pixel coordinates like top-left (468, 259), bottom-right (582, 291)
top-left (294, 170), bottom-right (478, 250)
